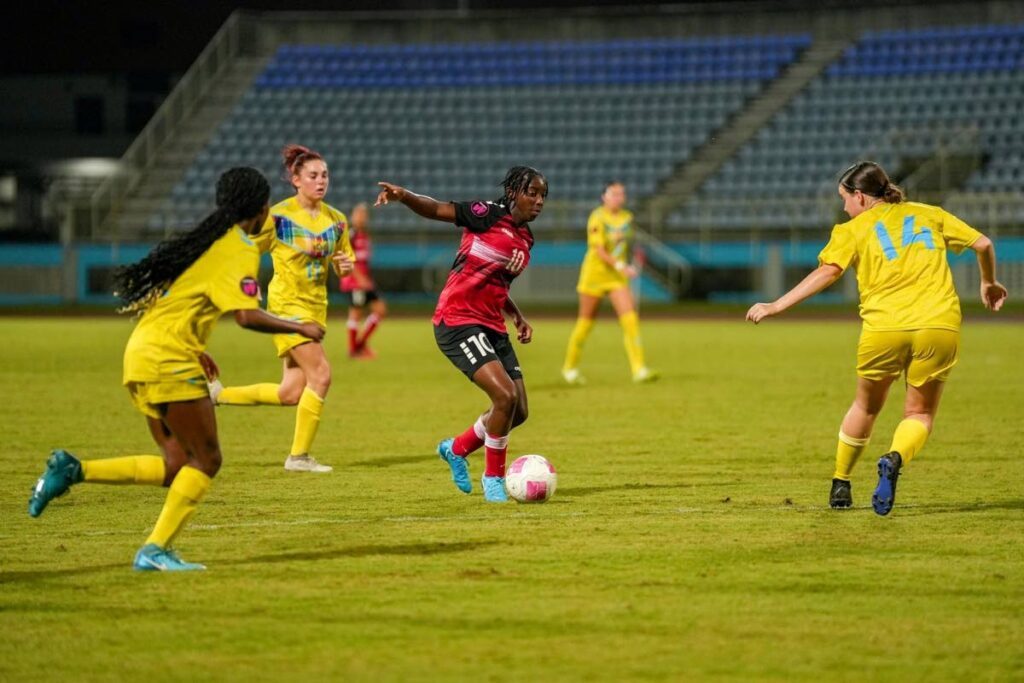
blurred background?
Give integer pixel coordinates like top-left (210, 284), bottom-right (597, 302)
top-left (2, 0), bottom-right (1022, 308)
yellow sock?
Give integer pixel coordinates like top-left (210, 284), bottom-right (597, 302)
top-left (890, 418), bottom-right (930, 464)
top-left (145, 466), bottom-right (212, 548)
top-left (619, 311), bottom-right (645, 375)
top-left (218, 383), bottom-right (283, 406)
top-left (563, 317), bottom-right (594, 371)
top-left (82, 455), bottom-right (165, 485)
top-left (833, 431), bottom-right (870, 481)
top-left (290, 387), bottom-right (325, 456)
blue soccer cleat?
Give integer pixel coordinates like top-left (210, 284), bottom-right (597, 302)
top-left (133, 544), bottom-right (206, 572)
top-left (437, 438), bottom-right (471, 494)
top-left (28, 449), bottom-right (83, 518)
top-left (872, 451), bottom-right (903, 516)
top-left (481, 474), bottom-right (508, 503)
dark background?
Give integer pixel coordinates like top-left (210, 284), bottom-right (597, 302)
top-left (1, 0), bottom-right (906, 75)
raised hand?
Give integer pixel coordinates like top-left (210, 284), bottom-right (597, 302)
top-left (375, 182), bottom-right (406, 207)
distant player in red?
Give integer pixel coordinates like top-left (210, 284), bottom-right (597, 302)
top-left (339, 202), bottom-right (387, 358)
top-left (375, 166), bottom-right (547, 502)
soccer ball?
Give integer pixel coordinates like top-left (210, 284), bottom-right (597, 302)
top-left (505, 455), bottom-right (557, 503)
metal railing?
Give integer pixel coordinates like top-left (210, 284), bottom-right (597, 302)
top-left (87, 11), bottom-right (247, 240)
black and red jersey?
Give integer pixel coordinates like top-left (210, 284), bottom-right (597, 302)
top-left (340, 229), bottom-right (372, 292)
top-left (432, 200), bottom-right (534, 333)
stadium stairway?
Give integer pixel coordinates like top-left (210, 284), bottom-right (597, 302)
top-left (639, 37), bottom-right (851, 229)
top-left (104, 56), bottom-right (270, 239)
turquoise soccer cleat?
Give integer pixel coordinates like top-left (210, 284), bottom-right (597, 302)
top-left (437, 438), bottom-right (472, 494)
top-left (133, 544), bottom-right (206, 572)
top-left (28, 449), bottom-right (83, 518)
top-left (481, 474), bottom-right (508, 503)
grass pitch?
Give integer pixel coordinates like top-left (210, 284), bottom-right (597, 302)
top-left (1, 314), bottom-right (1021, 682)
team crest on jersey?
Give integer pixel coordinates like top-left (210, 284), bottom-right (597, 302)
top-left (240, 277), bottom-right (260, 298)
top-left (471, 201), bottom-right (489, 217)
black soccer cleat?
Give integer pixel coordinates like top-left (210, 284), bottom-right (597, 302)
top-left (829, 478), bottom-right (853, 509)
top-left (872, 451), bottom-right (903, 516)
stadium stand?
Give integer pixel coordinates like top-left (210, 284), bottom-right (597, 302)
top-left (670, 24), bottom-right (1024, 232)
top-left (158, 35), bottom-right (812, 233)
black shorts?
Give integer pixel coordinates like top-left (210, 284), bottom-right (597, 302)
top-left (434, 322), bottom-right (523, 382)
top-left (345, 288), bottom-right (380, 307)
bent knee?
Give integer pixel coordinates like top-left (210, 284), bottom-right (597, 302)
top-left (491, 386), bottom-right (518, 413)
top-left (278, 387), bottom-right (303, 405)
top-left (307, 363), bottom-right (332, 394)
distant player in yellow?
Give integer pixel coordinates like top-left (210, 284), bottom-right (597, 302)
top-left (562, 181), bottom-right (656, 384)
top-left (747, 161), bottom-right (1007, 515)
top-left (26, 168), bottom-right (325, 570)
top-left (214, 144), bottom-right (355, 473)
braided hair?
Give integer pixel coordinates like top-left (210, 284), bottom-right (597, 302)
top-left (499, 165), bottom-right (545, 207)
top-left (114, 167), bottom-right (270, 315)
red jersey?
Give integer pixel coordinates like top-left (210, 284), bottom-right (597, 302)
top-left (339, 229), bottom-right (373, 292)
top-left (432, 200), bottom-right (534, 333)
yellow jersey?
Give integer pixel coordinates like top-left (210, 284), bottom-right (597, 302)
top-left (579, 206), bottom-right (634, 286)
top-left (818, 201), bottom-right (982, 332)
top-left (255, 197), bottom-right (354, 326)
top-left (123, 226), bottom-right (261, 383)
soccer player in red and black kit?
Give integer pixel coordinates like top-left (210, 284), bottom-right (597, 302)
top-left (375, 166), bottom-right (547, 502)
top-left (340, 202), bottom-right (387, 358)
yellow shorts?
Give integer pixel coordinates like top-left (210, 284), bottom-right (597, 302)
top-left (125, 378), bottom-right (209, 419)
top-left (273, 331), bottom-right (316, 358)
top-left (269, 310), bottom-right (322, 358)
top-left (577, 276), bottom-right (629, 298)
top-left (856, 328), bottom-right (960, 387)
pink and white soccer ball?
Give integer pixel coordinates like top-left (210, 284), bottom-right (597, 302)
top-left (505, 455), bottom-right (557, 503)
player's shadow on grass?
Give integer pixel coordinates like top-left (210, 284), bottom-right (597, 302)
top-left (560, 482), bottom-right (726, 498)
top-left (0, 562), bottom-right (127, 584)
top-left (0, 541), bottom-right (500, 583)
top-left (349, 454), bottom-right (437, 468)
top-left (897, 499), bottom-right (1024, 517)
top-left (224, 539), bottom-right (500, 565)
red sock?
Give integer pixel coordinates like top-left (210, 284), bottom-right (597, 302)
top-left (451, 416), bottom-right (486, 456)
top-left (484, 433), bottom-right (509, 477)
top-left (347, 319), bottom-right (359, 353)
top-left (358, 313), bottom-right (381, 349)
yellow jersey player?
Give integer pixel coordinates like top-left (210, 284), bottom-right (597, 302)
top-left (27, 168), bottom-right (325, 570)
top-left (215, 144), bottom-right (355, 473)
top-left (563, 181), bottom-right (656, 384)
top-left (747, 161), bottom-right (1007, 515)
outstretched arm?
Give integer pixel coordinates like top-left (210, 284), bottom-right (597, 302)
top-left (970, 235), bottom-right (1008, 311)
top-left (746, 263), bottom-right (843, 324)
top-left (376, 182), bottom-right (456, 223)
top-left (234, 309), bottom-right (325, 342)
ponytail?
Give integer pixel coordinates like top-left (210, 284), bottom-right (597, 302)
top-left (839, 161), bottom-right (905, 204)
top-left (881, 183), bottom-right (906, 204)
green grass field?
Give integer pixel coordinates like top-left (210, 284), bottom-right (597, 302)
top-left (1, 315), bottom-right (1021, 682)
